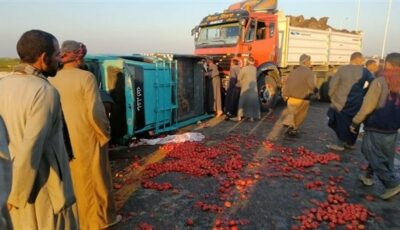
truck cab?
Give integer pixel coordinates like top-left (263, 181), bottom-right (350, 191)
top-left (193, 9), bottom-right (281, 110)
top-left (194, 10), bottom-right (278, 74)
top-left (193, 2), bottom-right (364, 110)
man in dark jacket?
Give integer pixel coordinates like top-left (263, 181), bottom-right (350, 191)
top-left (350, 53), bottom-right (400, 200)
top-left (366, 59), bottom-right (379, 77)
top-left (0, 118), bottom-right (12, 230)
top-left (326, 52), bottom-right (373, 151)
top-left (224, 58), bottom-right (241, 118)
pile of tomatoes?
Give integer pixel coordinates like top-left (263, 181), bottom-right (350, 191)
top-left (292, 176), bottom-right (371, 230)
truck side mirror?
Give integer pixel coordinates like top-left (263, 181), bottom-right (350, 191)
top-left (269, 23), bottom-right (275, 38)
top-left (192, 26), bottom-right (199, 39)
top-left (240, 18), bottom-right (248, 42)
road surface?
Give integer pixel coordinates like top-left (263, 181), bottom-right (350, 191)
top-left (109, 101), bottom-right (400, 230)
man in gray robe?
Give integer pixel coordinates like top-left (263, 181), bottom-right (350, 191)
top-left (236, 57), bottom-right (261, 121)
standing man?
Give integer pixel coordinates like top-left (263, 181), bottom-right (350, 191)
top-left (202, 59), bottom-right (214, 114)
top-left (350, 53), bottom-right (400, 199)
top-left (326, 52), bottom-right (373, 151)
top-left (282, 54), bottom-right (317, 136)
top-left (0, 117), bottom-right (12, 230)
top-left (236, 57), bottom-right (261, 121)
top-left (0, 30), bottom-right (77, 229)
top-left (224, 58), bottom-right (241, 118)
top-left (366, 59), bottom-right (379, 77)
top-left (206, 58), bottom-right (223, 117)
top-left (50, 40), bottom-right (121, 229)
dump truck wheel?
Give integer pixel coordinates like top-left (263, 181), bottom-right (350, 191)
top-left (257, 70), bottom-right (280, 112)
top-left (319, 76), bottom-right (331, 102)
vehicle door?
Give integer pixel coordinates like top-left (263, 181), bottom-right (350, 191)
top-left (243, 17), bottom-right (277, 65)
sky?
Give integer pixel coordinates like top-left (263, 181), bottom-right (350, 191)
top-left (0, 0), bottom-right (399, 58)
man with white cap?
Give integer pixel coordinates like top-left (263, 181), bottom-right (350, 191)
top-left (282, 54), bottom-right (317, 136)
top-left (50, 40), bottom-right (121, 229)
top-left (236, 57), bottom-right (260, 121)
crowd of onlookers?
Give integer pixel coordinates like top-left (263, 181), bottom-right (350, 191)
top-left (203, 56), bottom-right (261, 122)
top-left (0, 29), bottom-right (399, 230)
top-left (0, 30), bottom-right (121, 230)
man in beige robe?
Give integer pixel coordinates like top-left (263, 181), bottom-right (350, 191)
top-left (282, 54), bottom-right (317, 136)
top-left (0, 30), bottom-right (77, 229)
top-left (0, 117), bottom-right (12, 230)
top-left (206, 58), bottom-right (223, 116)
top-left (50, 40), bottom-right (120, 229)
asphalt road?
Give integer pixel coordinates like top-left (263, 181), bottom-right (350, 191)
top-left (109, 101), bottom-right (400, 230)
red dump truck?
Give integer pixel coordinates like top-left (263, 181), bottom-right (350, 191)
top-left (192, 0), bottom-right (363, 109)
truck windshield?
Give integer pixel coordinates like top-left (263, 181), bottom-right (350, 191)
top-left (196, 23), bottom-right (240, 47)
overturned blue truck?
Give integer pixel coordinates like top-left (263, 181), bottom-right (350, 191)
top-left (84, 54), bottom-right (212, 144)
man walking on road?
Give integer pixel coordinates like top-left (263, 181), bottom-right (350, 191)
top-left (50, 40), bottom-right (121, 229)
top-left (350, 53), bottom-right (400, 200)
top-left (0, 30), bottom-right (77, 229)
top-left (326, 52), bottom-right (374, 151)
top-left (282, 54), bottom-right (317, 136)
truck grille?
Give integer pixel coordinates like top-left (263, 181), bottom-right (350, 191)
top-left (212, 54), bottom-right (235, 73)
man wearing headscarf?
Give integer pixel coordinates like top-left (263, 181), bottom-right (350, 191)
top-left (326, 52), bottom-right (374, 151)
top-left (49, 40), bottom-right (121, 229)
top-left (0, 30), bottom-right (77, 229)
top-left (350, 53), bottom-right (400, 200)
top-left (282, 54), bottom-right (317, 136)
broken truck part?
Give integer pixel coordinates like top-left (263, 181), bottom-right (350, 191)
top-left (84, 54), bottom-right (212, 143)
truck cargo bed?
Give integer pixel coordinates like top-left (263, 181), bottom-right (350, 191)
top-left (277, 12), bottom-right (362, 67)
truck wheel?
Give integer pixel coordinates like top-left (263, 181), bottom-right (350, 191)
top-left (257, 70), bottom-right (280, 112)
top-left (319, 76), bottom-right (331, 102)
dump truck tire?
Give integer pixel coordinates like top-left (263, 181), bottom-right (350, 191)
top-left (319, 77), bottom-right (331, 102)
top-left (257, 70), bottom-right (280, 112)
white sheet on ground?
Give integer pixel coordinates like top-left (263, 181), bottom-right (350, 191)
top-left (130, 132), bottom-right (205, 146)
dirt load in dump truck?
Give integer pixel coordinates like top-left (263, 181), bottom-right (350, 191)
top-left (192, 0), bottom-right (363, 110)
